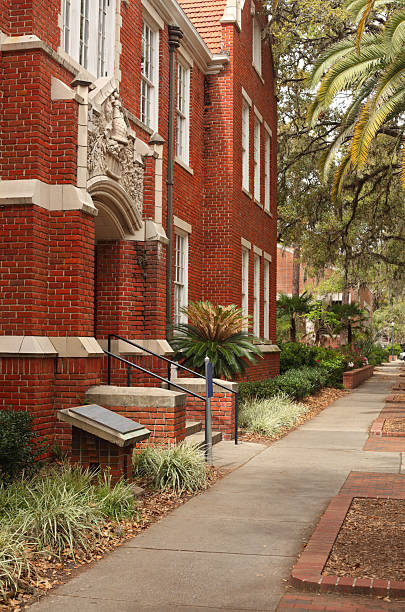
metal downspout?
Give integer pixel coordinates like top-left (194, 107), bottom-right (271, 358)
top-left (166, 25), bottom-right (183, 340)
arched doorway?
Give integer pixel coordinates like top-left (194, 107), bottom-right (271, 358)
top-left (88, 177), bottom-right (143, 340)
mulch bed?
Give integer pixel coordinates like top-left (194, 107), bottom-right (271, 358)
top-left (4, 466), bottom-right (222, 612)
top-left (239, 387), bottom-right (348, 445)
top-left (324, 498), bottom-right (405, 582)
top-left (383, 418), bottom-right (405, 434)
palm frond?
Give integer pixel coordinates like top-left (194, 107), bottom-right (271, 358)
top-left (355, 0), bottom-right (377, 50)
top-left (385, 8), bottom-right (405, 57)
top-left (318, 125), bottom-right (354, 180)
top-left (401, 138), bottom-right (405, 187)
top-left (331, 153), bottom-right (352, 201)
top-left (351, 89), bottom-right (405, 167)
top-left (307, 39), bottom-right (360, 89)
top-left (316, 43), bottom-right (385, 110)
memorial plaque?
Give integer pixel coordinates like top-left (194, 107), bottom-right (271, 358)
top-left (72, 405), bottom-right (144, 435)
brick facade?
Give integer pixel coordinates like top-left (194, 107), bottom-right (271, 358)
top-left (0, 0), bottom-right (279, 451)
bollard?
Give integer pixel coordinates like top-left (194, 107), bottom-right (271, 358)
top-left (204, 356), bottom-right (213, 464)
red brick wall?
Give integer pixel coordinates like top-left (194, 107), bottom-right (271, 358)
top-left (108, 403), bottom-right (185, 444)
top-left (185, 391), bottom-right (236, 440)
top-left (8, 0), bottom-right (61, 48)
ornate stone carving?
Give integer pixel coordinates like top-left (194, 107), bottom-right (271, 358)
top-left (88, 90), bottom-right (144, 213)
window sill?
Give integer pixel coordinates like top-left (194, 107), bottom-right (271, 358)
top-left (132, 115), bottom-right (155, 136)
top-left (175, 156), bottom-right (194, 175)
top-left (252, 64), bottom-right (265, 84)
top-left (254, 198), bottom-right (262, 208)
top-left (264, 207), bottom-right (273, 218)
top-left (242, 187), bottom-right (252, 199)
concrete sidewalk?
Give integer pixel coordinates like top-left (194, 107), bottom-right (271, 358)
top-left (31, 369), bottom-right (401, 612)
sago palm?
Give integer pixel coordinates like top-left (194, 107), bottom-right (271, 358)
top-left (170, 301), bottom-right (263, 380)
top-left (308, 0), bottom-right (405, 196)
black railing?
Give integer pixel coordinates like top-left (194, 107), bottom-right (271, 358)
top-left (106, 334), bottom-right (239, 444)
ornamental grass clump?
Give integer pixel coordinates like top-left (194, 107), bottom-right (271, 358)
top-left (238, 393), bottom-right (307, 437)
top-left (94, 472), bottom-right (138, 522)
top-left (133, 443), bottom-right (208, 494)
top-left (0, 528), bottom-right (29, 601)
top-left (13, 474), bottom-right (102, 558)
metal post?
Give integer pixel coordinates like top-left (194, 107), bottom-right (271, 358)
top-left (107, 335), bottom-right (111, 385)
top-left (127, 363), bottom-right (131, 387)
top-left (167, 362), bottom-right (171, 391)
top-left (204, 356), bottom-right (213, 464)
top-left (234, 392), bottom-right (239, 445)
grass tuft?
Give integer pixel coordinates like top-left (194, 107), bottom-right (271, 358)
top-left (133, 443), bottom-right (208, 494)
top-left (238, 393), bottom-right (308, 437)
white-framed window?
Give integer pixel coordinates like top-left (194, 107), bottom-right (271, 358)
top-left (254, 118), bottom-right (261, 202)
top-left (174, 231), bottom-right (188, 326)
top-left (242, 100), bottom-right (250, 191)
top-left (62, 0), bottom-right (115, 77)
top-left (263, 259), bottom-right (270, 339)
top-left (264, 129), bottom-right (271, 212)
top-left (253, 254), bottom-right (260, 336)
top-left (242, 248), bottom-right (249, 328)
top-left (141, 19), bottom-right (159, 130)
top-left (176, 61), bottom-right (190, 164)
top-left (252, 16), bottom-right (262, 74)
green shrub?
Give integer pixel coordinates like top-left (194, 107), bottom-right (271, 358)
top-left (0, 410), bottom-right (45, 483)
top-left (239, 366), bottom-right (330, 402)
top-left (279, 342), bottom-right (318, 373)
top-left (133, 443), bottom-right (208, 494)
top-left (238, 393), bottom-right (307, 436)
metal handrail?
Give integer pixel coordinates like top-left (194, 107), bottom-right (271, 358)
top-left (106, 333), bottom-right (239, 444)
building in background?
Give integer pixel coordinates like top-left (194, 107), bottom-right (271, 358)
top-left (0, 0), bottom-right (279, 450)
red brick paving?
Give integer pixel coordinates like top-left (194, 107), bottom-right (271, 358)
top-left (290, 473), bottom-right (405, 599)
top-left (277, 592), bottom-right (405, 611)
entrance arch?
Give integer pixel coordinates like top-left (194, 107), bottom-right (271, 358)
top-left (88, 176), bottom-right (143, 339)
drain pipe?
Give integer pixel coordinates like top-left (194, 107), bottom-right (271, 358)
top-left (166, 25), bottom-right (183, 340)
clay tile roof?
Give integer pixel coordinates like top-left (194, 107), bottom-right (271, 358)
top-left (177, 0), bottom-right (227, 53)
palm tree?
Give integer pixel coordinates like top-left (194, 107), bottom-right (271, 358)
top-left (276, 292), bottom-right (313, 342)
top-left (329, 302), bottom-right (368, 344)
top-left (308, 0), bottom-right (405, 196)
top-left (170, 301), bottom-right (263, 380)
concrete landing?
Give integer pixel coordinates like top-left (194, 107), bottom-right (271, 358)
top-left (30, 369), bottom-right (401, 611)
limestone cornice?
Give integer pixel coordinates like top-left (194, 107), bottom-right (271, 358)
top-left (0, 179), bottom-right (97, 216)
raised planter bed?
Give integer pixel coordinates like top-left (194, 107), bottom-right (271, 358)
top-left (290, 472), bottom-right (405, 598)
top-left (343, 365), bottom-right (374, 389)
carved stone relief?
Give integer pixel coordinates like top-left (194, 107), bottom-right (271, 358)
top-left (88, 90), bottom-right (144, 214)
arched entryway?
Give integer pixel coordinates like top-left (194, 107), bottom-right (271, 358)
top-left (88, 177), bottom-right (143, 340)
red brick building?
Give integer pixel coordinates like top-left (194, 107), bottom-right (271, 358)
top-left (0, 0), bottom-right (279, 449)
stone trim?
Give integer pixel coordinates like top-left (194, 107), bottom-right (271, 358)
top-left (174, 216), bottom-right (192, 234)
top-left (86, 385), bottom-right (187, 408)
top-left (253, 245), bottom-right (262, 256)
top-left (0, 179), bottom-right (97, 216)
top-left (142, 0), bottom-right (165, 30)
top-left (0, 336), bottom-right (105, 357)
top-left (254, 105), bottom-right (263, 122)
top-left (175, 156), bottom-right (194, 175)
top-left (165, 377), bottom-right (239, 394)
top-left (264, 120), bottom-right (272, 136)
top-left (256, 343), bottom-right (280, 353)
top-left (263, 251), bottom-right (272, 262)
top-left (0, 336), bottom-right (57, 357)
top-left (241, 237), bottom-right (252, 250)
top-left (241, 86), bottom-right (252, 107)
top-left (98, 338), bottom-right (174, 356)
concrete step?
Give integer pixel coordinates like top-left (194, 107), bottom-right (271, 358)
top-left (185, 420), bottom-right (202, 436)
top-left (185, 430), bottom-right (222, 448)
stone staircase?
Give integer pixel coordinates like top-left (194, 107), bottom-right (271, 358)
top-left (185, 420), bottom-right (223, 447)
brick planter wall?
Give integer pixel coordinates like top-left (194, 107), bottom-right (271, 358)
top-left (343, 365), bottom-right (374, 389)
top-left (85, 386), bottom-right (187, 444)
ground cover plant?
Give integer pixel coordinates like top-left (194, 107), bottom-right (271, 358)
top-left (238, 393), bottom-right (307, 437)
top-left (132, 442), bottom-right (208, 494)
top-left (0, 464), bottom-right (139, 601)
